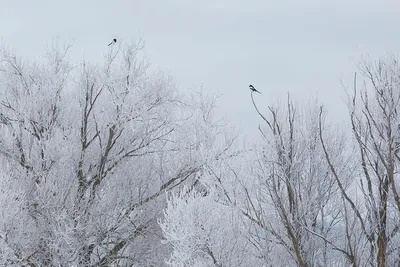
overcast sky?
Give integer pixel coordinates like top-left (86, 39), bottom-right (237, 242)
top-left (1, 0), bottom-right (400, 138)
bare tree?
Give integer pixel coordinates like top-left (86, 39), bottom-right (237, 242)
top-left (0, 40), bottom-right (223, 266)
top-left (243, 92), bottom-right (349, 266)
top-left (319, 57), bottom-right (400, 267)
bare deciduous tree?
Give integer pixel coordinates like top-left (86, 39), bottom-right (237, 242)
top-left (319, 57), bottom-right (400, 267)
top-left (243, 93), bottom-right (350, 266)
top-left (0, 40), bottom-right (223, 266)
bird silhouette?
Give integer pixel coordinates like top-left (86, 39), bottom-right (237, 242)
top-left (108, 38), bottom-right (117, 46)
top-left (249, 85), bottom-right (261, 94)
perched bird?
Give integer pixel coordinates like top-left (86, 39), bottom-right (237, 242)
top-left (108, 38), bottom-right (117, 46)
top-left (249, 85), bottom-right (261, 94)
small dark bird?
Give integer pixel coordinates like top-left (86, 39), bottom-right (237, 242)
top-left (108, 38), bottom-right (117, 46)
top-left (249, 85), bottom-right (261, 94)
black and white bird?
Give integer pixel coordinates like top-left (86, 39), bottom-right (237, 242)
top-left (249, 85), bottom-right (261, 94)
top-left (108, 38), bottom-right (117, 46)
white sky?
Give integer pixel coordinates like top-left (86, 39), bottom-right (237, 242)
top-left (1, 0), bottom-right (400, 138)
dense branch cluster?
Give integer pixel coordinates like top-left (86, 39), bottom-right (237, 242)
top-left (0, 41), bottom-right (234, 266)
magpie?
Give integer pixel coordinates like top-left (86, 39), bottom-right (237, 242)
top-left (249, 85), bottom-right (261, 94)
top-left (108, 38), bottom-right (117, 46)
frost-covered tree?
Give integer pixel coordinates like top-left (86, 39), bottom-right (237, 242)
top-left (239, 94), bottom-right (352, 266)
top-left (161, 189), bottom-right (250, 267)
top-left (0, 40), bottom-right (226, 266)
top-left (319, 57), bottom-right (400, 267)
top-left (159, 90), bottom-right (254, 267)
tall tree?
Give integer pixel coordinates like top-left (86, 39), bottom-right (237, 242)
top-left (0, 40), bottom-right (224, 266)
top-left (319, 57), bottom-right (400, 266)
top-left (243, 94), bottom-right (351, 266)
